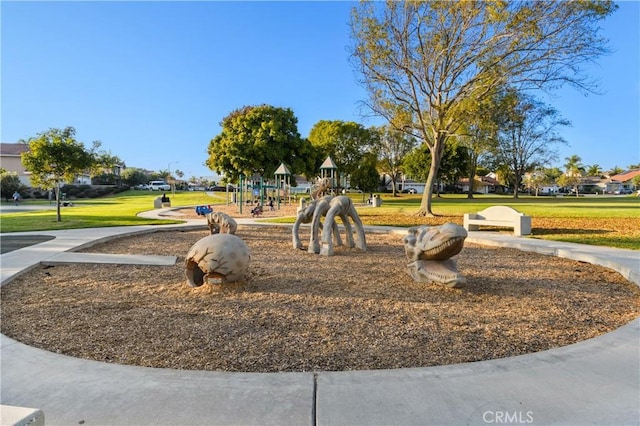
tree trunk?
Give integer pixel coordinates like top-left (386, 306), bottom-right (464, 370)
top-left (467, 154), bottom-right (478, 199)
top-left (55, 185), bottom-right (62, 222)
top-left (417, 164), bottom-right (437, 216)
top-left (417, 134), bottom-right (445, 216)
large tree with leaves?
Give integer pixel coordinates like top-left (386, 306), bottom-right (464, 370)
top-left (456, 94), bottom-right (500, 199)
top-left (350, 0), bottom-right (616, 215)
top-left (0, 169), bottom-right (24, 202)
top-left (21, 127), bottom-right (98, 221)
top-left (207, 105), bottom-right (315, 182)
top-left (402, 142), bottom-right (469, 195)
top-left (350, 151), bottom-right (381, 201)
top-left (121, 167), bottom-right (151, 186)
top-left (308, 120), bottom-right (377, 188)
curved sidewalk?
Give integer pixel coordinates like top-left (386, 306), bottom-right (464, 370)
top-left (1, 210), bottom-right (639, 425)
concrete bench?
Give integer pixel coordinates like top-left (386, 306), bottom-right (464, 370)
top-left (463, 206), bottom-right (531, 236)
top-left (153, 196), bottom-right (171, 209)
top-left (1, 404), bottom-right (45, 426)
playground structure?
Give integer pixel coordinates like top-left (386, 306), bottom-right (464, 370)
top-left (221, 162), bottom-right (293, 214)
top-left (227, 157), bottom-right (340, 215)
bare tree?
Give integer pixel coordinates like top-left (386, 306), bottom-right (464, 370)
top-left (376, 126), bottom-right (417, 196)
top-left (350, 0), bottom-right (616, 215)
top-left (493, 90), bottom-right (569, 198)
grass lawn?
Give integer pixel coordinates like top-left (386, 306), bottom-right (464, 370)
top-left (272, 193), bottom-right (640, 250)
top-left (0, 191), bottom-right (228, 232)
top-left (1, 191), bottom-right (638, 250)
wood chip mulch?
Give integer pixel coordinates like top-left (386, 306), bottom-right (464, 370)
top-left (1, 221), bottom-right (638, 373)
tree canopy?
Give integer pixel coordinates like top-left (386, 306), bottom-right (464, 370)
top-left (350, 0), bottom-right (616, 215)
top-left (0, 169), bottom-right (24, 202)
top-left (350, 151), bottom-right (381, 197)
top-left (308, 120), bottom-right (378, 187)
top-left (21, 127), bottom-right (98, 221)
top-left (402, 141), bottom-right (469, 194)
top-left (206, 105), bottom-right (315, 182)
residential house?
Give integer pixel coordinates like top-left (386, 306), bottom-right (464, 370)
top-left (458, 175), bottom-right (502, 194)
top-left (606, 169), bottom-right (640, 194)
top-left (386, 174), bottom-right (426, 193)
top-left (0, 143), bottom-right (32, 186)
top-left (576, 176), bottom-right (607, 194)
top-left (0, 142), bottom-right (111, 188)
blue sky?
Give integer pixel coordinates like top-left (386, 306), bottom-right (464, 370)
top-left (2, 1), bottom-right (638, 180)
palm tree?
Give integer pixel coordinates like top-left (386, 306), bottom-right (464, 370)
top-left (608, 166), bottom-right (624, 176)
top-left (562, 155), bottom-right (584, 195)
top-left (563, 155), bottom-right (584, 176)
top-left (586, 164), bottom-right (603, 177)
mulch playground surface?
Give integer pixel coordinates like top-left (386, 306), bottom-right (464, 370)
top-left (2, 224), bottom-right (638, 372)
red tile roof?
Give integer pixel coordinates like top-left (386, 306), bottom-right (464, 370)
top-left (609, 169), bottom-right (640, 182)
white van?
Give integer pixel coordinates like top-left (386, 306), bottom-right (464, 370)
top-left (148, 181), bottom-right (171, 191)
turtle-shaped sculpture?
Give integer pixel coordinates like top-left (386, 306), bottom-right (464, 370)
top-left (403, 223), bottom-right (468, 288)
top-left (185, 234), bottom-right (250, 286)
top-left (206, 211), bottom-right (237, 235)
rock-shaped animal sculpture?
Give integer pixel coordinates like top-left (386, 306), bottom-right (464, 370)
top-left (318, 195), bottom-right (366, 256)
top-left (185, 234), bottom-right (250, 286)
top-left (206, 211), bottom-right (237, 235)
top-left (310, 177), bottom-right (331, 200)
top-left (403, 223), bottom-right (467, 287)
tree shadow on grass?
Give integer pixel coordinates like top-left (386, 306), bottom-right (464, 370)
top-left (533, 228), bottom-right (612, 236)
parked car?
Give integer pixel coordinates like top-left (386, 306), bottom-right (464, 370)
top-left (134, 184), bottom-right (149, 190)
top-left (148, 181), bottom-right (171, 191)
top-left (342, 187), bottom-right (363, 193)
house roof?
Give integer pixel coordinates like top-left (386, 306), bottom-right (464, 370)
top-left (609, 169), bottom-right (640, 183)
top-left (458, 175), bottom-right (500, 186)
top-left (580, 176), bottom-right (607, 185)
top-left (0, 143), bottom-right (29, 156)
top-left (480, 175), bottom-right (500, 185)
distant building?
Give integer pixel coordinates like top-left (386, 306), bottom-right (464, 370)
top-left (458, 175), bottom-right (503, 194)
top-left (607, 169), bottom-right (640, 194)
top-left (1, 142), bottom-right (120, 188)
top-left (0, 143), bottom-right (32, 186)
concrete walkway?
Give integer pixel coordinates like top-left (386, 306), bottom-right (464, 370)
top-left (1, 208), bottom-right (638, 425)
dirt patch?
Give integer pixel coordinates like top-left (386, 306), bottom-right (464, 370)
top-left (1, 225), bottom-right (638, 373)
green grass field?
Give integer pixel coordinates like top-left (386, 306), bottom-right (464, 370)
top-left (1, 191), bottom-right (638, 249)
top-left (0, 191), bottom-right (228, 232)
top-left (368, 193), bottom-right (638, 218)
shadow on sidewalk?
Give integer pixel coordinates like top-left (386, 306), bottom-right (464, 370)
top-left (1, 235), bottom-right (56, 254)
